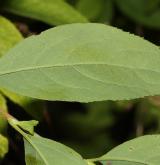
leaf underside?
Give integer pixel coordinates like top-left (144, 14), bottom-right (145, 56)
top-left (0, 23), bottom-right (159, 102)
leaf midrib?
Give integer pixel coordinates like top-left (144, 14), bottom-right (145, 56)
top-left (33, 139), bottom-right (85, 165)
top-left (24, 135), bottom-right (49, 165)
top-left (0, 62), bottom-right (159, 77)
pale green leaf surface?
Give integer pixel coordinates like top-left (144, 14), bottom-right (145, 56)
top-left (2, 0), bottom-right (88, 25)
top-left (116, 0), bottom-right (160, 28)
top-left (24, 134), bottom-right (87, 165)
top-left (0, 134), bottom-right (8, 159)
top-left (0, 94), bottom-right (7, 134)
top-left (8, 119), bottom-right (87, 165)
top-left (0, 15), bottom-right (22, 57)
top-left (96, 135), bottom-right (160, 165)
top-left (0, 23), bottom-right (159, 102)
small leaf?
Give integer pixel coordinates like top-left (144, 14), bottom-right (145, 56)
top-left (16, 120), bottom-right (39, 135)
top-left (0, 23), bottom-right (159, 102)
top-left (95, 135), bottom-right (160, 165)
top-left (0, 134), bottom-right (8, 159)
top-left (0, 15), bottom-right (22, 57)
top-left (2, 0), bottom-right (88, 25)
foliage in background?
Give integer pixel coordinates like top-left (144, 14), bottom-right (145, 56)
top-left (116, 0), bottom-right (160, 29)
top-left (0, 0), bottom-right (160, 165)
top-left (0, 16), bottom-right (22, 57)
top-left (0, 134), bottom-right (8, 160)
top-left (2, 0), bottom-right (88, 25)
top-left (76, 0), bottom-right (113, 23)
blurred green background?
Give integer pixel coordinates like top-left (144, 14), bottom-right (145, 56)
top-left (0, 0), bottom-right (160, 164)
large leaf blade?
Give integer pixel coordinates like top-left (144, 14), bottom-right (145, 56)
top-left (0, 23), bottom-right (159, 102)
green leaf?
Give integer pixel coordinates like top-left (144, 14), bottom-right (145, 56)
top-left (2, 0), bottom-right (88, 25)
top-left (98, 0), bottom-right (113, 23)
top-left (0, 134), bottom-right (8, 159)
top-left (116, 0), bottom-right (160, 28)
top-left (0, 94), bottom-right (8, 134)
top-left (0, 16), bottom-right (44, 120)
top-left (76, 0), bottom-right (104, 21)
top-left (16, 120), bottom-right (39, 135)
top-left (76, 0), bottom-right (113, 23)
top-left (24, 134), bottom-right (87, 165)
top-left (146, 0), bottom-right (160, 12)
top-left (9, 118), bottom-right (87, 165)
top-left (9, 119), bottom-right (38, 134)
top-left (0, 15), bottom-right (22, 57)
top-left (94, 135), bottom-right (160, 165)
top-left (0, 23), bottom-right (159, 102)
